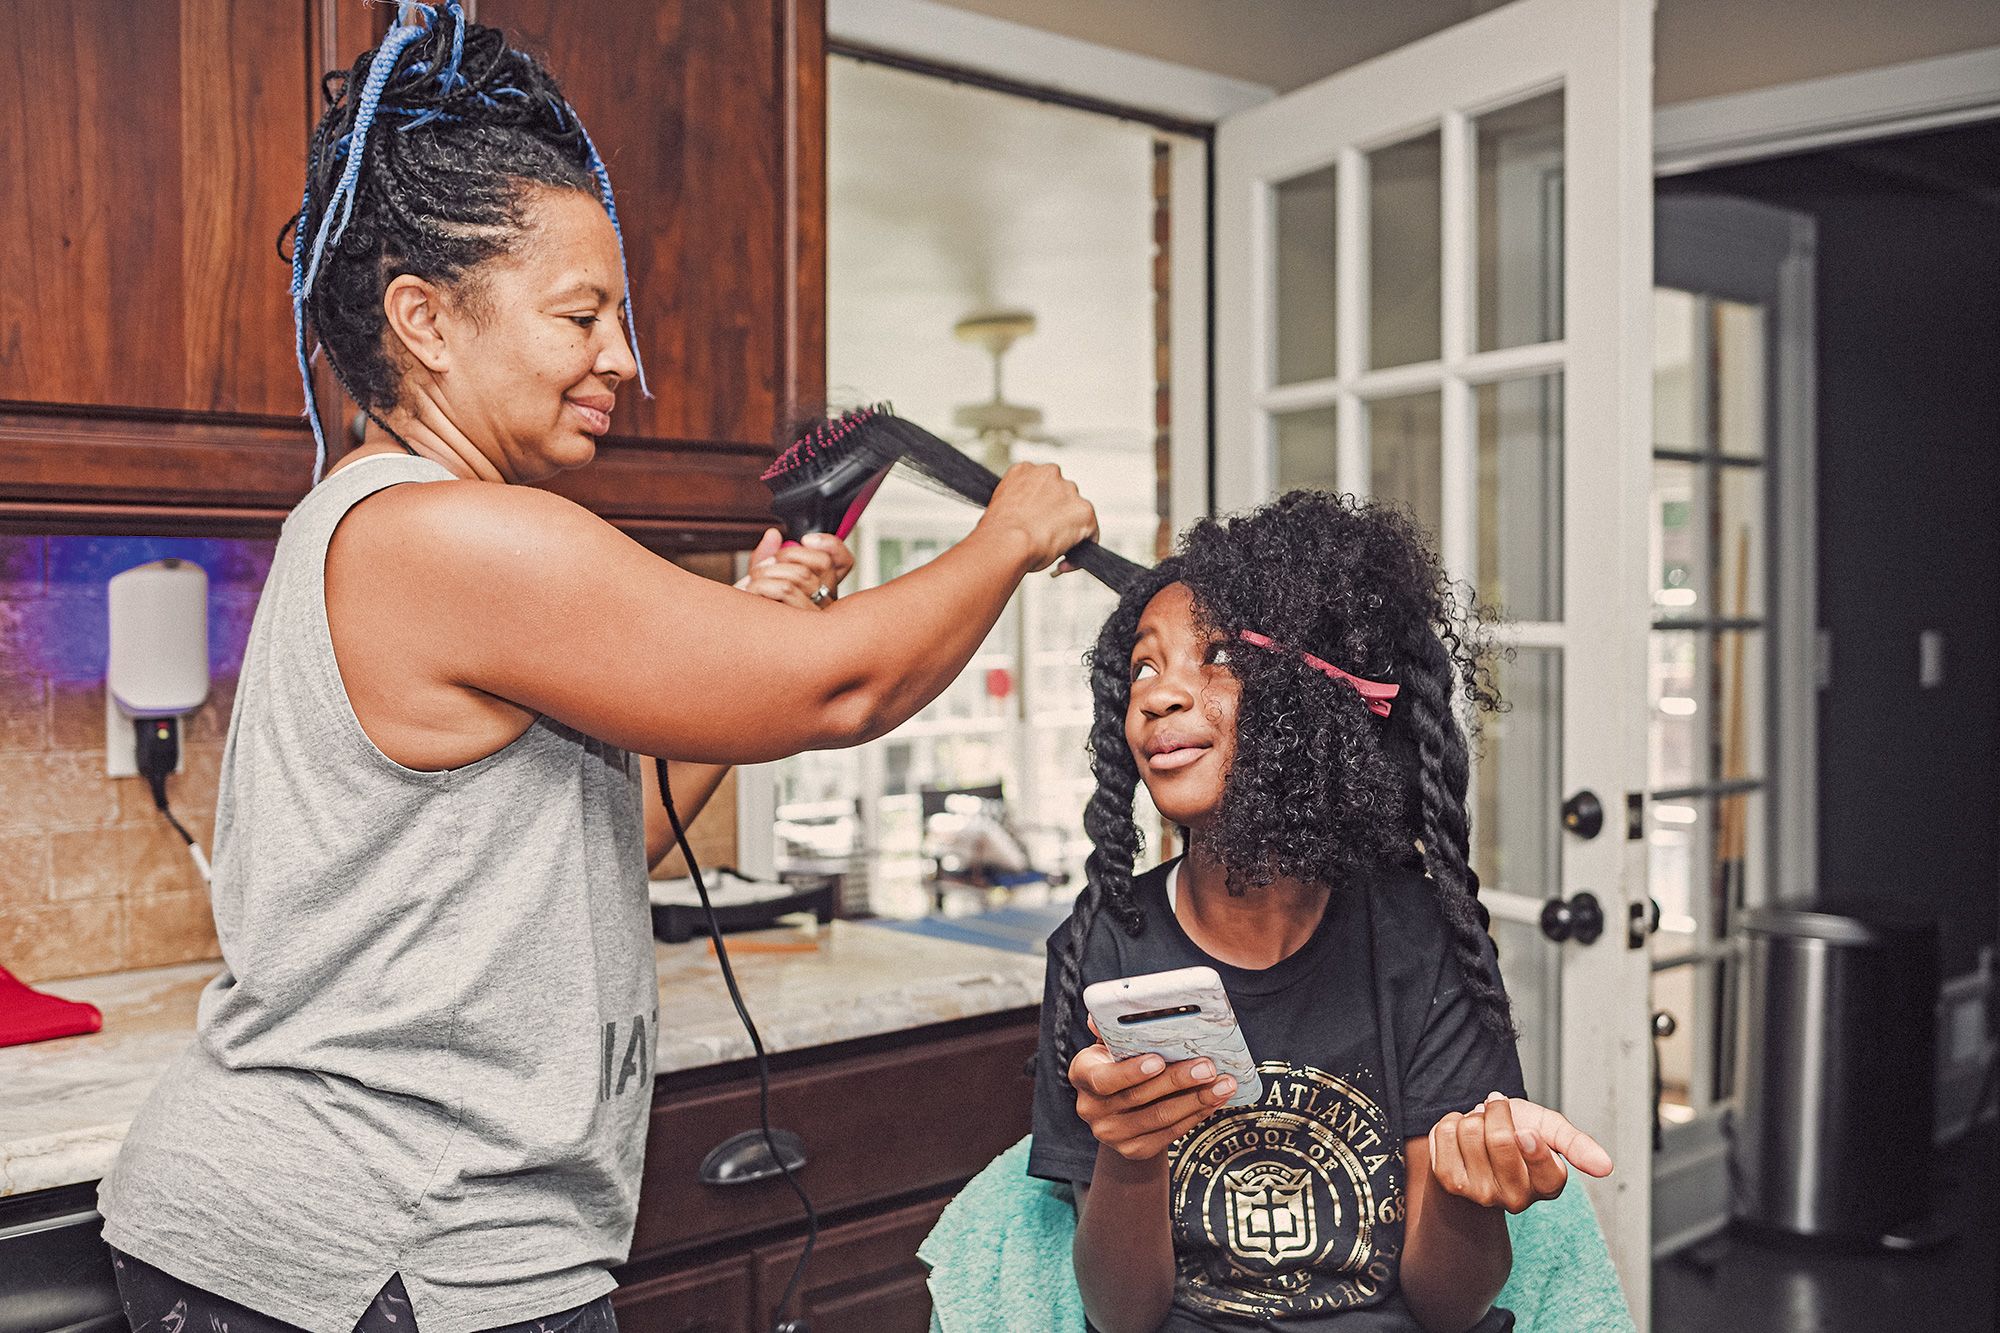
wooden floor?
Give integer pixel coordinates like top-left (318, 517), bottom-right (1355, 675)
top-left (1653, 1121), bottom-right (1997, 1333)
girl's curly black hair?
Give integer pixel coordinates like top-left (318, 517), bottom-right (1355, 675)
top-left (1052, 491), bottom-right (1510, 1067)
top-left (282, 3), bottom-right (633, 474)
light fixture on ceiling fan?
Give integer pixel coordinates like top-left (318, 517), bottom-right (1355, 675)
top-left (952, 309), bottom-right (1048, 472)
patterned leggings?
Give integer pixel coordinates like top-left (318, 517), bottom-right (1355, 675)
top-left (110, 1249), bottom-right (620, 1333)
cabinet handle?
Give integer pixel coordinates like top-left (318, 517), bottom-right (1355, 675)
top-left (699, 1128), bottom-right (808, 1186)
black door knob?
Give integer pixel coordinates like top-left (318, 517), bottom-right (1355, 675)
top-left (1561, 790), bottom-right (1605, 839)
top-left (1540, 891), bottom-right (1605, 945)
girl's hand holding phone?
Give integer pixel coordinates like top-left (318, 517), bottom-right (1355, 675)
top-left (1428, 1092), bottom-right (1615, 1213)
top-left (1067, 1017), bottom-right (1239, 1163)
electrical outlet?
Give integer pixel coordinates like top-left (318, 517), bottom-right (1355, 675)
top-left (105, 693), bottom-right (184, 778)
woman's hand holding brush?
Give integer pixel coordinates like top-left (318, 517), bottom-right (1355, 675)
top-left (976, 462), bottom-right (1100, 576)
top-left (736, 530), bottom-right (854, 609)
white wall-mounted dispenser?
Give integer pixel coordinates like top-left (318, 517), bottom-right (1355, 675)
top-left (105, 558), bottom-right (210, 777)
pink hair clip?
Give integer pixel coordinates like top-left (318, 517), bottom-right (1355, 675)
top-left (1237, 630), bottom-right (1399, 718)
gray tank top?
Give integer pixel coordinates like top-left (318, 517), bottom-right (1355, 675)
top-left (100, 455), bottom-right (659, 1333)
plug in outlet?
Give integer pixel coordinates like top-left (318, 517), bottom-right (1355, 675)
top-left (106, 692), bottom-right (185, 778)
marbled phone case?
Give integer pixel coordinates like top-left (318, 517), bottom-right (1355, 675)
top-left (1083, 965), bottom-right (1263, 1108)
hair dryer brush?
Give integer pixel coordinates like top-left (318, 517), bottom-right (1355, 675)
top-left (761, 405), bottom-right (1146, 592)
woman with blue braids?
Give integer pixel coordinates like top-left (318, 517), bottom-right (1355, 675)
top-left (94, 6), bottom-right (1100, 1331)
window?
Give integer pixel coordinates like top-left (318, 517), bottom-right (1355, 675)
top-left (766, 56), bottom-right (1199, 918)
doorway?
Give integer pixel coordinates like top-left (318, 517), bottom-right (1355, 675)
top-left (1649, 116), bottom-right (2000, 1330)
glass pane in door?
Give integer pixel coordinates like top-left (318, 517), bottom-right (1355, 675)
top-left (1274, 166), bottom-right (1339, 385)
top-left (1714, 299), bottom-right (1767, 458)
top-left (1367, 390), bottom-right (1442, 538)
top-left (1476, 89), bottom-right (1565, 352)
top-left (1648, 794), bottom-right (1706, 938)
top-left (1652, 960), bottom-right (1701, 1124)
top-left (1476, 373), bottom-right (1563, 620)
top-left (1651, 458), bottom-right (1706, 620)
top-left (1711, 629), bottom-right (1767, 790)
top-left (1716, 464), bottom-right (1766, 620)
top-left (1652, 288), bottom-right (1700, 452)
top-left (1476, 646), bottom-right (1564, 1106)
top-left (1368, 130), bottom-right (1443, 369)
top-left (1648, 628), bottom-right (1703, 790)
top-left (1274, 405), bottom-right (1341, 492)
top-left (1493, 913), bottom-right (1560, 1104)
top-left (1475, 646), bottom-right (1563, 902)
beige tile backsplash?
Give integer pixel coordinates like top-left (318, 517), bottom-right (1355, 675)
top-left (0, 535), bottom-right (740, 986)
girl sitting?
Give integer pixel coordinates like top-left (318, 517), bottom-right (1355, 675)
top-left (1029, 491), bottom-right (1613, 1333)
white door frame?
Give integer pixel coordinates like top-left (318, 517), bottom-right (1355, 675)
top-left (1655, 44), bottom-right (2000, 174)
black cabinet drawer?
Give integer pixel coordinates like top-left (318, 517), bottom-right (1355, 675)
top-left (0, 1184), bottom-right (123, 1333)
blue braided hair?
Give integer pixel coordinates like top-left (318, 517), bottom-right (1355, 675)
top-left (285, 1), bottom-right (648, 482)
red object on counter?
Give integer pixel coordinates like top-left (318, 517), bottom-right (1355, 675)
top-left (0, 964), bottom-right (103, 1047)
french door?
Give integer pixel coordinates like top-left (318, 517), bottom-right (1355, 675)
top-left (1213, 0), bottom-right (1657, 1313)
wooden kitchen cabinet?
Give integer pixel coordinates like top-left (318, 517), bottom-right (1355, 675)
top-left (612, 1257), bottom-right (756, 1333)
top-left (0, 1), bottom-right (307, 423)
top-left (0, 0), bottom-right (822, 551)
top-left (751, 1197), bottom-right (950, 1333)
top-left (611, 1013), bottom-right (1039, 1333)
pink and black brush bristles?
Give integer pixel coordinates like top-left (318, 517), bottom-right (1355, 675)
top-left (760, 405), bottom-right (902, 544)
top-left (760, 404), bottom-right (1146, 592)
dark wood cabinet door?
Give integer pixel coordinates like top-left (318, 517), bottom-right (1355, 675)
top-left (613, 1256), bottom-right (755, 1333)
top-left (478, 0), bottom-right (825, 449)
top-left (1, 1), bottom-right (310, 421)
top-left (0, 0), bottom-right (819, 550)
top-left (753, 1196), bottom-right (950, 1333)
top-left (632, 1018), bottom-right (1037, 1263)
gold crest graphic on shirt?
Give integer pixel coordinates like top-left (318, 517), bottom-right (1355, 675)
top-left (1169, 1061), bottom-right (1403, 1318)
top-left (1224, 1161), bottom-right (1317, 1261)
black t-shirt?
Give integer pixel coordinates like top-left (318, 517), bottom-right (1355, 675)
top-left (1029, 856), bottom-right (1527, 1332)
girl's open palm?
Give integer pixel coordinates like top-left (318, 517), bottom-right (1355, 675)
top-left (1428, 1092), bottom-right (1614, 1212)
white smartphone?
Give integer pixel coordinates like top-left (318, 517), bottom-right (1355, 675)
top-left (1082, 965), bottom-right (1262, 1109)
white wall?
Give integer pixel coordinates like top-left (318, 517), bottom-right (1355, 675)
top-left (828, 56), bottom-right (1161, 522)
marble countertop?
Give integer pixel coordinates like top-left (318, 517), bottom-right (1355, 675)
top-left (0, 921), bottom-right (1045, 1198)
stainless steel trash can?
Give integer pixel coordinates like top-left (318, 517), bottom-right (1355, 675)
top-left (1734, 906), bottom-right (1939, 1239)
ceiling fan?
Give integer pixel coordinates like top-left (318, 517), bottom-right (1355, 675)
top-left (952, 309), bottom-right (1052, 472)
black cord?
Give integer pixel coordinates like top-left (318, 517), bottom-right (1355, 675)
top-left (656, 758), bottom-right (816, 1332)
top-left (146, 772), bottom-right (200, 848)
top-left (135, 717), bottom-right (210, 882)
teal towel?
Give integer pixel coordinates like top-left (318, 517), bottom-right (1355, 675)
top-left (922, 1136), bottom-right (1636, 1332)
top-left (920, 1136), bottom-right (1086, 1333)
top-left (1493, 1172), bottom-right (1637, 1332)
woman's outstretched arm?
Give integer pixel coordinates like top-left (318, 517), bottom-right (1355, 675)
top-left (343, 461), bottom-right (1095, 766)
